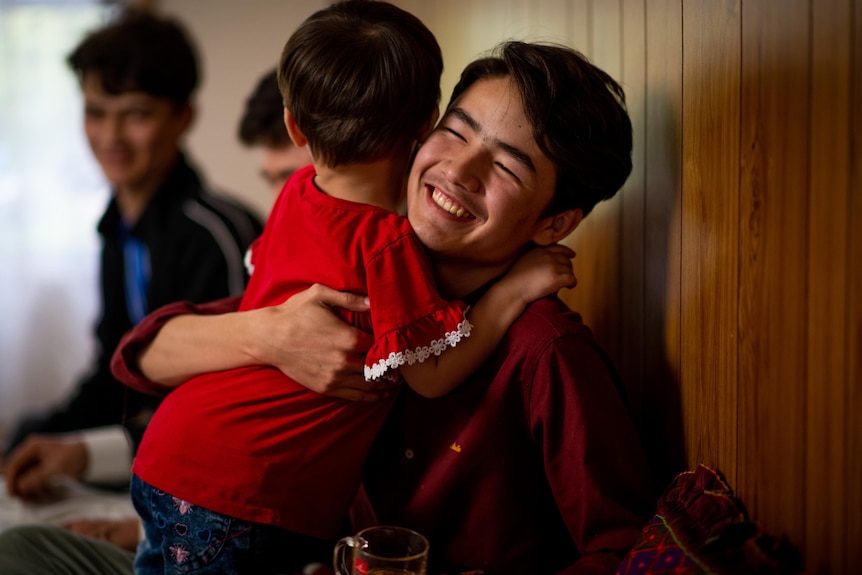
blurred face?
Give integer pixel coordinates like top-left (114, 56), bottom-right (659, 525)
top-left (82, 74), bottom-right (189, 194)
top-left (259, 143), bottom-right (312, 196)
top-left (407, 77), bottom-right (558, 281)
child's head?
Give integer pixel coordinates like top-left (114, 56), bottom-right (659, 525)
top-left (67, 8), bottom-right (199, 107)
top-left (278, 0), bottom-right (443, 167)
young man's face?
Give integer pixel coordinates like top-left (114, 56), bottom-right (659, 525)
top-left (407, 76), bottom-right (558, 273)
top-left (259, 143), bottom-right (312, 197)
top-left (82, 74), bottom-right (189, 194)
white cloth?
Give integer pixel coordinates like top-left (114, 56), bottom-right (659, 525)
top-left (0, 476), bottom-right (136, 533)
top-left (79, 426), bottom-right (133, 485)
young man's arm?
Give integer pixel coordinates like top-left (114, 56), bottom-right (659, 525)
top-left (534, 336), bottom-right (652, 575)
top-left (111, 285), bottom-right (382, 401)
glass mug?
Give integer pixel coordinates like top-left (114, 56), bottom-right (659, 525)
top-left (333, 525), bottom-right (429, 575)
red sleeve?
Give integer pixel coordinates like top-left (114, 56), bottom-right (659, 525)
top-left (110, 296), bottom-right (242, 397)
top-left (363, 233), bottom-right (469, 381)
top-left (531, 336), bottom-right (651, 575)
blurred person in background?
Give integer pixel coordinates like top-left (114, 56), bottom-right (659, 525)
top-left (0, 62), bottom-right (311, 555)
top-left (238, 67), bottom-right (312, 197)
top-left (1, 8), bottom-right (262, 503)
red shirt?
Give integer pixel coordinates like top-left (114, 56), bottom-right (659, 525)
top-left (129, 166), bottom-right (468, 538)
top-left (114, 296), bottom-right (652, 574)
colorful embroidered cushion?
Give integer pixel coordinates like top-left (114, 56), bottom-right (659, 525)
top-left (615, 464), bottom-right (804, 575)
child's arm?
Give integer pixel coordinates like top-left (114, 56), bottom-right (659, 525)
top-left (399, 244), bottom-right (576, 398)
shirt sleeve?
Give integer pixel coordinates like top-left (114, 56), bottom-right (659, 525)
top-left (110, 296), bottom-right (243, 396)
top-left (363, 233), bottom-right (470, 381)
top-left (530, 335), bottom-right (652, 574)
top-left (79, 426), bottom-right (133, 485)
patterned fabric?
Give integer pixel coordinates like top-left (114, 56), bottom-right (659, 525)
top-left (616, 465), bottom-right (805, 575)
top-left (615, 516), bottom-right (706, 574)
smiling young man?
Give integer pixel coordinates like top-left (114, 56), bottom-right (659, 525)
top-left (2, 9), bottom-right (263, 497)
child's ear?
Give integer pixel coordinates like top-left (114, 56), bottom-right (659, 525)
top-left (531, 208), bottom-right (583, 246)
top-left (284, 109), bottom-right (307, 147)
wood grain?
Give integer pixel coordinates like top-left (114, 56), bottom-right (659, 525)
top-left (619, 0), bottom-right (647, 465)
top-left (738, 0), bottom-right (810, 554)
top-left (680, 0), bottom-right (740, 486)
top-left (642, 0), bottom-right (685, 489)
top-left (845, 2), bottom-right (862, 571)
top-left (806, 2), bottom-right (853, 572)
top-left (566, 0), bottom-right (624, 368)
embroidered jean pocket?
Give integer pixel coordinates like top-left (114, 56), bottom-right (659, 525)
top-left (149, 488), bottom-right (238, 572)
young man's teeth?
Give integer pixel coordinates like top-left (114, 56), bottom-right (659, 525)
top-left (432, 188), bottom-right (470, 218)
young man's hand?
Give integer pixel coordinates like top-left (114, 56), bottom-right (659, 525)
top-left (3, 435), bottom-right (87, 501)
top-left (250, 283), bottom-right (395, 401)
top-left (61, 517), bottom-right (141, 552)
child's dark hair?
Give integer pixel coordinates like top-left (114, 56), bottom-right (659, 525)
top-left (278, 0), bottom-right (443, 167)
top-left (67, 8), bottom-right (200, 106)
top-left (450, 41), bottom-right (633, 217)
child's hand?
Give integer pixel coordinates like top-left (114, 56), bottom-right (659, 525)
top-left (502, 244), bottom-right (577, 304)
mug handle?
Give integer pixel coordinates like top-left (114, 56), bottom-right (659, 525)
top-left (332, 535), bottom-right (364, 575)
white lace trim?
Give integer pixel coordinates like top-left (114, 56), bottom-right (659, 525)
top-left (364, 317), bottom-right (474, 381)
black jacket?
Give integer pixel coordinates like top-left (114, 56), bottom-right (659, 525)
top-left (17, 153), bottom-right (263, 448)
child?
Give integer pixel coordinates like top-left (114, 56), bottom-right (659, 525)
top-left (128, 2), bottom-right (575, 573)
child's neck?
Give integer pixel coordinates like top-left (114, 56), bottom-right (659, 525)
top-left (312, 154), bottom-right (408, 213)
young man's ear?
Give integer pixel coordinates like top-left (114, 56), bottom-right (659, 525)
top-left (173, 104), bottom-right (195, 139)
top-left (532, 208), bottom-right (584, 246)
top-left (283, 109), bottom-right (308, 147)
top-left (417, 107), bottom-right (440, 142)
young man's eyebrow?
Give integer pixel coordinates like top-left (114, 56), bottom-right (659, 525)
top-left (447, 107), bottom-right (536, 174)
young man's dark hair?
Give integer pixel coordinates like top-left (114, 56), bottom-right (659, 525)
top-left (278, 0), bottom-right (443, 166)
top-left (238, 69), bottom-right (290, 148)
top-left (67, 8), bottom-right (199, 106)
top-left (451, 41), bottom-right (633, 217)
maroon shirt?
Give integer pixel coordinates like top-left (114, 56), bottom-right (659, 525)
top-left (113, 296), bottom-right (651, 575)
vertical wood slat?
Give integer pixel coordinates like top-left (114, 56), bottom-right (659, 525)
top-left (619, 0), bottom-right (647, 473)
top-left (846, 2), bottom-right (862, 571)
top-left (806, 2), bottom-right (853, 572)
top-left (568, 0), bottom-right (591, 56)
top-left (641, 0), bottom-right (685, 488)
top-left (680, 0), bottom-right (740, 485)
top-left (565, 0), bottom-right (624, 369)
top-left (738, 0), bottom-right (810, 552)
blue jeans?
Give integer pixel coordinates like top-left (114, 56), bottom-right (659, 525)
top-left (130, 474), bottom-right (332, 575)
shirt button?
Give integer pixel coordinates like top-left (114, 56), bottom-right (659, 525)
top-left (405, 449), bottom-right (414, 459)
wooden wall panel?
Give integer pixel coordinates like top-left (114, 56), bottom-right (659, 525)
top-left (398, 1), bottom-right (862, 571)
top-left (565, 0), bottom-right (624, 370)
top-left (567, 0), bottom-right (590, 52)
top-left (641, 0), bottom-right (685, 490)
top-left (806, 2), bottom-right (853, 571)
top-left (680, 0), bottom-right (740, 485)
top-left (846, 2), bottom-right (862, 571)
top-left (738, 0), bottom-right (810, 551)
top-left (619, 0), bottom-right (647, 461)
